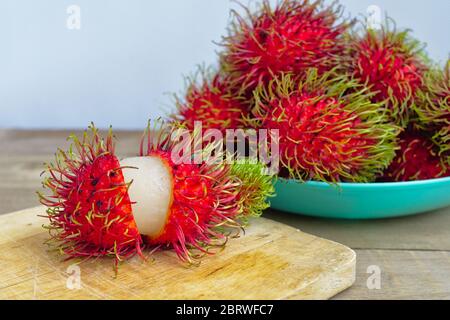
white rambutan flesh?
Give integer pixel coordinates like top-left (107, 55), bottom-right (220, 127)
top-left (120, 156), bottom-right (173, 239)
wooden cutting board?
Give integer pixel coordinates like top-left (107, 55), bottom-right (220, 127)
top-left (0, 206), bottom-right (355, 300)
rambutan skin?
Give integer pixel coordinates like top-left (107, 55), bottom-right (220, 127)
top-left (344, 23), bottom-right (428, 126)
top-left (252, 69), bottom-right (399, 183)
top-left (230, 160), bottom-right (275, 223)
top-left (139, 123), bottom-right (244, 264)
top-left (381, 130), bottom-right (448, 182)
top-left (38, 126), bottom-right (143, 264)
top-left (413, 62), bottom-right (450, 160)
top-left (221, 0), bottom-right (350, 94)
top-left (39, 121), bottom-right (274, 267)
top-left (173, 70), bottom-right (248, 134)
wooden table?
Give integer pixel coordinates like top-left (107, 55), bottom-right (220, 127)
top-left (1, 129), bottom-right (450, 300)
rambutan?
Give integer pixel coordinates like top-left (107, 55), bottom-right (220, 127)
top-left (173, 69), bottom-right (248, 134)
top-left (230, 160), bottom-right (275, 224)
top-left (413, 61), bottom-right (450, 161)
top-left (344, 20), bottom-right (428, 126)
top-left (136, 123), bottom-right (243, 263)
top-left (381, 130), bottom-right (448, 181)
top-left (38, 125), bottom-right (143, 267)
top-left (253, 68), bottom-right (399, 183)
top-left (221, 0), bottom-right (350, 95)
top-left (39, 122), bottom-right (273, 267)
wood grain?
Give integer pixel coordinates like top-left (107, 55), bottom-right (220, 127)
top-left (2, 129), bottom-right (450, 299)
top-left (0, 207), bottom-right (355, 300)
top-left (336, 249), bottom-right (450, 300)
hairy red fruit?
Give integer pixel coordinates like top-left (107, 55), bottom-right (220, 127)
top-left (221, 0), bottom-right (350, 94)
top-left (39, 126), bottom-right (143, 266)
top-left (345, 23), bottom-right (428, 126)
top-left (39, 122), bottom-right (274, 268)
top-left (174, 72), bottom-right (248, 133)
top-left (139, 125), bottom-right (243, 264)
top-left (253, 69), bottom-right (399, 183)
top-left (382, 131), bottom-right (448, 181)
top-left (413, 61), bottom-right (450, 160)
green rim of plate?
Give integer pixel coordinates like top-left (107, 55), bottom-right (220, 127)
top-left (271, 176), bottom-right (450, 219)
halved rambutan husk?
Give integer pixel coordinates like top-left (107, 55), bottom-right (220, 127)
top-left (38, 124), bottom-right (143, 268)
top-left (137, 121), bottom-right (274, 264)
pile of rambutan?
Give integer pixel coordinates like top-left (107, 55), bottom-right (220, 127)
top-left (173, 0), bottom-right (450, 183)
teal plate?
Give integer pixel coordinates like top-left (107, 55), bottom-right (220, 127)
top-left (271, 177), bottom-right (450, 219)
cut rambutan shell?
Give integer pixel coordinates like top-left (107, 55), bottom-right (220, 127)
top-left (38, 125), bottom-right (143, 267)
top-left (39, 122), bottom-right (273, 267)
top-left (221, 0), bottom-right (350, 95)
top-left (173, 69), bottom-right (248, 134)
top-left (253, 68), bottom-right (399, 183)
top-left (344, 21), bottom-right (428, 126)
top-left (381, 130), bottom-right (448, 181)
top-left (137, 124), bottom-right (244, 263)
top-left (413, 61), bottom-right (450, 160)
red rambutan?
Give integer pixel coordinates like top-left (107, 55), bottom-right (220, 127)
top-left (381, 130), bottom-right (448, 181)
top-left (344, 20), bottom-right (428, 126)
top-left (39, 122), bottom-right (273, 267)
top-left (38, 126), bottom-right (143, 267)
top-left (221, 0), bottom-right (351, 95)
top-left (173, 69), bottom-right (248, 134)
top-left (253, 68), bottom-right (399, 183)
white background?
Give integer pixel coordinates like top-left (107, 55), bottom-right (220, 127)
top-left (1, 0), bottom-right (449, 129)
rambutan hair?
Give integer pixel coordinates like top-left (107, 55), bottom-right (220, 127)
top-left (413, 61), bottom-right (450, 161)
top-left (221, 0), bottom-right (351, 95)
top-left (38, 121), bottom-right (274, 268)
top-left (173, 68), bottom-right (248, 134)
top-left (138, 122), bottom-right (244, 263)
top-left (252, 68), bottom-right (399, 183)
top-left (230, 160), bottom-right (275, 224)
top-left (38, 124), bottom-right (143, 267)
top-left (138, 121), bottom-right (275, 263)
top-left (381, 130), bottom-right (448, 182)
top-left (343, 19), bottom-right (428, 126)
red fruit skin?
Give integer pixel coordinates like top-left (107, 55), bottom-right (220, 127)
top-left (222, 0), bottom-right (350, 93)
top-left (382, 131), bottom-right (448, 182)
top-left (66, 155), bottom-right (140, 249)
top-left (413, 62), bottom-right (450, 159)
top-left (40, 128), bottom-right (143, 265)
top-left (260, 93), bottom-right (376, 182)
top-left (346, 28), bottom-right (427, 125)
top-left (253, 69), bottom-right (400, 182)
top-left (140, 128), bottom-right (242, 264)
top-left (176, 74), bottom-right (248, 133)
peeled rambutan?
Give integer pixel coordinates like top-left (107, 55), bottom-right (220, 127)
top-left (136, 123), bottom-right (242, 263)
top-left (39, 122), bottom-right (273, 267)
top-left (413, 61), bottom-right (450, 161)
top-left (252, 68), bottom-right (399, 183)
top-left (173, 69), bottom-right (248, 134)
top-left (344, 21), bottom-right (428, 126)
top-left (381, 130), bottom-right (448, 181)
top-left (221, 0), bottom-right (350, 95)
